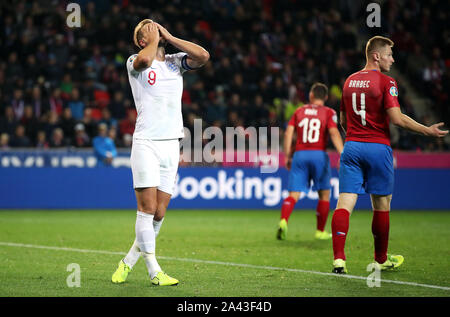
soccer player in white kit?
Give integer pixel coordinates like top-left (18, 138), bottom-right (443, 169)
top-left (111, 19), bottom-right (209, 286)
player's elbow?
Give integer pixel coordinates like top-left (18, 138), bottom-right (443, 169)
top-left (387, 108), bottom-right (405, 128)
top-left (390, 115), bottom-right (404, 127)
top-left (135, 55), bottom-right (153, 69)
top-left (199, 50), bottom-right (210, 64)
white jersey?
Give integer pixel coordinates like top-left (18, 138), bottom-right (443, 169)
top-left (126, 52), bottom-right (189, 140)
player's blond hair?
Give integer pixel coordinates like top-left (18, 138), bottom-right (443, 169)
top-left (365, 36), bottom-right (394, 60)
top-left (133, 19), bottom-right (153, 49)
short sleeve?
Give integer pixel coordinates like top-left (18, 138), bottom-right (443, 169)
top-left (383, 78), bottom-right (401, 109)
top-left (327, 109), bottom-right (338, 129)
top-left (165, 52), bottom-right (190, 74)
top-left (126, 54), bottom-right (139, 77)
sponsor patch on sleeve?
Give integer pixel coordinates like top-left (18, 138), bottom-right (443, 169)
top-left (128, 55), bottom-right (136, 63)
top-left (332, 114), bottom-right (338, 123)
top-left (389, 86), bottom-right (398, 97)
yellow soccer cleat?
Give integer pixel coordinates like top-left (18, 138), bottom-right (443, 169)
top-left (374, 254), bottom-right (404, 271)
top-left (111, 260), bottom-right (132, 284)
top-left (151, 272), bottom-right (179, 286)
top-left (332, 259), bottom-right (348, 274)
top-left (315, 230), bottom-right (332, 240)
top-left (277, 219), bottom-right (288, 240)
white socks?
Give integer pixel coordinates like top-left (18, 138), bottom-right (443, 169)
top-left (123, 238), bottom-right (140, 268)
top-left (142, 252), bottom-right (162, 279)
top-left (153, 218), bottom-right (164, 238)
top-left (123, 211), bottom-right (164, 278)
top-left (135, 211), bottom-right (155, 253)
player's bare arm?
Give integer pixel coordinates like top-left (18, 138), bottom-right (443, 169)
top-left (134, 22), bottom-right (160, 72)
top-left (283, 125), bottom-right (295, 169)
top-left (155, 23), bottom-right (210, 68)
top-left (387, 107), bottom-right (448, 138)
top-left (328, 127), bottom-right (344, 154)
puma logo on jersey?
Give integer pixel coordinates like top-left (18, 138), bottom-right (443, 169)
top-left (304, 109), bottom-right (318, 116)
top-left (348, 80), bottom-right (370, 88)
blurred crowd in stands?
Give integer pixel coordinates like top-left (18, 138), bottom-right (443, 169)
top-left (0, 0), bottom-right (448, 152)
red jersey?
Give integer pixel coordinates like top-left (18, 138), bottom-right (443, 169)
top-left (288, 103), bottom-right (338, 151)
top-left (340, 69), bottom-right (400, 146)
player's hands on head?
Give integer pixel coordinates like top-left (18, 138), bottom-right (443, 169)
top-left (428, 122), bottom-right (449, 138)
top-left (141, 21), bottom-right (160, 44)
top-left (154, 23), bottom-right (173, 42)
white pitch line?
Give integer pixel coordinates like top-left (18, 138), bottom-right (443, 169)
top-left (1, 241), bottom-right (449, 292)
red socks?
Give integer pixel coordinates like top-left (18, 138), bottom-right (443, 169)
top-left (282, 198), bottom-right (330, 228)
top-left (332, 208), bottom-right (350, 260)
top-left (372, 210), bottom-right (390, 264)
top-left (331, 209), bottom-right (390, 263)
top-left (280, 196), bottom-right (296, 221)
top-left (316, 200), bottom-right (330, 231)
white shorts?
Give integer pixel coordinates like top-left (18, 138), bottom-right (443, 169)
top-left (130, 138), bottom-right (180, 195)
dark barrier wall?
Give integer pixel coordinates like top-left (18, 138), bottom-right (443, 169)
top-left (1, 166), bottom-right (449, 210)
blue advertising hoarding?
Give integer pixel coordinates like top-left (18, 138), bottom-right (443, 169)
top-left (0, 150), bottom-right (448, 210)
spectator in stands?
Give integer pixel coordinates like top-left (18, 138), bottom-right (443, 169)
top-left (67, 88), bottom-right (85, 121)
top-left (29, 86), bottom-right (44, 119)
top-left (48, 88), bottom-right (65, 116)
top-left (52, 34), bottom-right (69, 68)
top-left (10, 125), bottom-right (31, 147)
top-left (73, 123), bottom-right (90, 148)
top-left (205, 93), bottom-right (227, 125)
top-left (5, 52), bottom-right (23, 82)
top-left (42, 111), bottom-right (61, 140)
top-left (60, 107), bottom-right (76, 145)
top-left (99, 108), bottom-right (118, 129)
top-left (109, 90), bottom-right (127, 120)
top-left (80, 107), bottom-right (97, 137)
top-left (49, 128), bottom-right (66, 148)
top-left (423, 60), bottom-right (443, 84)
top-left (60, 73), bottom-right (74, 99)
top-left (93, 123), bottom-right (117, 167)
top-left (0, 106), bottom-right (17, 137)
top-left (26, 54), bottom-right (40, 84)
top-left (108, 126), bottom-right (123, 148)
top-left (0, 133), bottom-right (10, 150)
top-left (20, 105), bottom-right (39, 143)
top-left (11, 89), bottom-right (25, 120)
top-left (35, 130), bottom-right (49, 149)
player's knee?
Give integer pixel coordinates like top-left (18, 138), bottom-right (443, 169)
top-left (139, 200), bottom-right (157, 214)
top-left (371, 194), bottom-right (392, 211)
top-left (288, 192), bottom-right (301, 202)
top-left (154, 204), bottom-right (167, 221)
top-left (318, 190), bottom-right (331, 201)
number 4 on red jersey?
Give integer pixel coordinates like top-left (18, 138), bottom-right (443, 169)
top-left (341, 69), bottom-right (400, 146)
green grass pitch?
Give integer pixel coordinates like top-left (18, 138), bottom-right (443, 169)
top-left (0, 209), bottom-right (449, 297)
